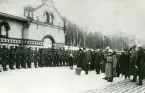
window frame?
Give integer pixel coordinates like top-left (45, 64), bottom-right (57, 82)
top-left (1, 25), bottom-right (7, 36)
top-left (46, 12), bottom-right (50, 23)
top-left (50, 14), bottom-right (54, 24)
top-left (25, 10), bottom-right (29, 17)
top-left (0, 24), bottom-right (8, 38)
top-left (29, 11), bottom-right (33, 18)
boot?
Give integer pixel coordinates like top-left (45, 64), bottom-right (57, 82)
top-left (85, 71), bottom-right (88, 75)
top-left (131, 79), bottom-right (136, 82)
top-left (136, 83), bottom-right (142, 85)
top-left (107, 78), bottom-right (113, 82)
top-left (103, 77), bottom-right (108, 80)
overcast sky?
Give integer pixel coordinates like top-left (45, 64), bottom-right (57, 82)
top-left (54, 0), bottom-right (145, 38)
top-left (0, 0), bottom-right (145, 39)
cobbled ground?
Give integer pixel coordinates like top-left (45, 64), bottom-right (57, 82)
top-left (85, 79), bottom-right (145, 93)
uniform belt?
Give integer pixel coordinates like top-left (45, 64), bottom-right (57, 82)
top-left (107, 62), bottom-right (112, 63)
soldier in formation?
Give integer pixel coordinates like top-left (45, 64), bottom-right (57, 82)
top-left (0, 45), bottom-right (145, 86)
top-left (0, 46), bottom-right (77, 71)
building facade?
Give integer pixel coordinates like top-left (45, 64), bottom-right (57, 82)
top-left (0, 0), bottom-right (65, 49)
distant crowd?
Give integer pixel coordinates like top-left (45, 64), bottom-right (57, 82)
top-left (0, 45), bottom-right (145, 86)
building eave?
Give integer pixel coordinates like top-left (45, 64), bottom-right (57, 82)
top-left (0, 12), bottom-right (28, 22)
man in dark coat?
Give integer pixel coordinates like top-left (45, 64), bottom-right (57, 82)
top-left (76, 51), bottom-right (80, 67)
top-left (135, 45), bottom-right (144, 85)
top-left (26, 47), bottom-right (32, 68)
top-left (83, 50), bottom-right (91, 75)
top-left (68, 53), bottom-right (74, 69)
top-left (48, 52), bottom-right (53, 67)
top-left (90, 51), bottom-right (95, 70)
top-left (130, 46), bottom-right (137, 82)
top-left (100, 50), bottom-right (106, 73)
top-left (8, 46), bottom-right (15, 70)
top-left (64, 51), bottom-right (69, 66)
top-left (15, 46), bottom-right (21, 69)
top-left (44, 50), bottom-right (48, 67)
top-left (52, 50), bottom-right (57, 67)
top-left (34, 48), bottom-right (39, 68)
top-left (39, 49), bottom-right (45, 67)
top-left (20, 47), bottom-right (27, 68)
top-left (59, 53), bottom-right (63, 66)
top-left (94, 49), bottom-right (101, 74)
top-left (118, 49), bottom-right (130, 79)
top-left (62, 52), bottom-right (66, 66)
top-left (0, 47), bottom-right (2, 71)
top-left (1, 46), bottom-right (8, 71)
top-left (78, 49), bottom-right (84, 68)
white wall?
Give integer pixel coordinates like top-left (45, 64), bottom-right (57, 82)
top-left (0, 19), bottom-right (23, 39)
top-left (26, 23), bottom-right (65, 44)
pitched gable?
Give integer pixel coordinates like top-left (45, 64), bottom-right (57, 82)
top-left (33, 0), bottom-right (63, 27)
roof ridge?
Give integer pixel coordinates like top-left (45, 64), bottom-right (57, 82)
top-left (51, 0), bottom-right (63, 20)
top-left (33, 0), bottom-right (63, 20)
top-left (34, 3), bottom-right (45, 11)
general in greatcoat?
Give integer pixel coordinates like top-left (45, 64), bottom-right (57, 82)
top-left (104, 49), bottom-right (116, 82)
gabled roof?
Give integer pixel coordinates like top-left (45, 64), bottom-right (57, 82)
top-left (0, 0), bottom-right (64, 21)
top-left (34, 3), bottom-right (45, 11)
top-left (34, 0), bottom-right (64, 20)
top-left (52, 1), bottom-right (64, 20)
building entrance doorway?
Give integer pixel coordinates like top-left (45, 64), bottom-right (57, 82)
top-left (43, 38), bottom-right (53, 48)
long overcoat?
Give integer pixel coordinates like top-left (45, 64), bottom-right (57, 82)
top-left (118, 53), bottom-right (130, 76)
top-left (94, 51), bottom-right (101, 70)
top-left (105, 55), bottom-right (112, 78)
top-left (83, 52), bottom-right (91, 70)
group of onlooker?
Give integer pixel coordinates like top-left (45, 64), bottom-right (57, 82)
top-left (76, 45), bottom-right (145, 85)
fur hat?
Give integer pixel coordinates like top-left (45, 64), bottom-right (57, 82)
top-left (106, 46), bottom-right (110, 50)
top-left (96, 49), bottom-right (100, 52)
top-left (108, 49), bottom-right (113, 53)
top-left (137, 44), bottom-right (142, 48)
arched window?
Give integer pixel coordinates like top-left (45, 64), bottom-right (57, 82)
top-left (50, 14), bottom-right (54, 24)
top-left (46, 13), bottom-right (50, 23)
top-left (29, 11), bottom-right (33, 17)
top-left (0, 21), bottom-right (10, 38)
top-left (1, 25), bottom-right (6, 36)
top-left (25, 11), bottom-right (29, 17)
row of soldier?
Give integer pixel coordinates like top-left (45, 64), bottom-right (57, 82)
top-left (0, 46), bottom-right (76, 71)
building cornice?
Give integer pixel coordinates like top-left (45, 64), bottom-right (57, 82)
top-left (31, 20), bottom-right (63, 30)
top-left (0, 37), bottom-right (65, 47)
